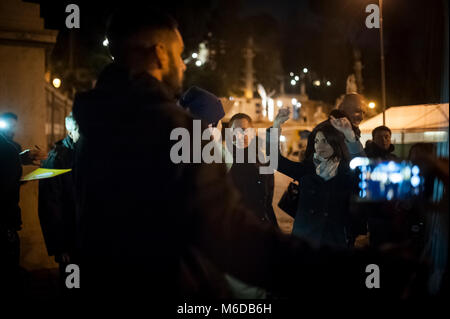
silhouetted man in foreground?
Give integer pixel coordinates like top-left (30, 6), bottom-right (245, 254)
top-left (72, 6), bottom-right (421, 306)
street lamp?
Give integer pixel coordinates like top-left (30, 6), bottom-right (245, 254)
top-left (52, 78), bottom-right (61, 88)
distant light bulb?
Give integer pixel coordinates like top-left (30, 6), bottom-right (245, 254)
top-left (277, 100), bottom-right (283, 107)
top-left (368, 102), bottom-right (376, 109)
top-left (195, 60), bottom-right (202, 67)
top-left (326, 81), bottom-right (331, 86)
top-left (313, 80), bottom-right (320, 86)
top-left (52, 78), bottom-right (61, 88)
top-left (289, 72), bottom-right (294, 76)
top-left (294, 76), bottom-right (299, 81)
top-left (303, 68), bottom-right (308, 73)
top-left (192, 53), bottom-right (198, 59)
top-left (291, 98), bottom-right (297, 105)
top-left (102, 38), bottom-right (109, 47)
top-left (290, 80), bottom-right (296, 86)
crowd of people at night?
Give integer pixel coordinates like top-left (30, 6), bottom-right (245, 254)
top-left (0, 5), bottom-right (448, 306)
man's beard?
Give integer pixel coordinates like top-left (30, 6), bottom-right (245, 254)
top-left (162, 55), bottom-right (183, 99)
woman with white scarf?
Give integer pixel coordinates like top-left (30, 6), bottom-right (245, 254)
top-left (268, 108), bottom-right (361, 248)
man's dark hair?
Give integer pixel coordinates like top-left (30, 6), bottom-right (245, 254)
top-left (106, 7), bottom-right (178, 60)
top-left (372, 125), bottom-right (392, 139)
top-left (229, 113), bottom-right (253, 126)
top-left (0, 112), bottom-right (18, 121)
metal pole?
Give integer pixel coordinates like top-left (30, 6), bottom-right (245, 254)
top-left (379, 0), bottom-right (387, 125)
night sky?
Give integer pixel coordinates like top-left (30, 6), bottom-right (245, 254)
top-left (30, 0), bottom-right (448, 107)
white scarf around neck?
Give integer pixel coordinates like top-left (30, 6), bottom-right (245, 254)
top-left (313, 153), bottom-right (340, 181)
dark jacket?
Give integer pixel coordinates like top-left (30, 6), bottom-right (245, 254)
top-left (0, 133), bottom-right (22, 230)
top-left (365, 141), bottom-right (397, 160)
top-left (38, 136), bottom-right (76, 258)
top-left (279, 155), bottom-right (356, 247)
top-left (267, 127), bottom-right (359, 248)
top-left (4, 136), bottom-right (37, 165)
top-left (70, 63), bottom-right (413, 302)
top-left (228, 138), bottom-right (278, 227)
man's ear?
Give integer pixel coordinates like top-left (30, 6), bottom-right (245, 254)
top-left (154, 42), bottom-right (169, 70)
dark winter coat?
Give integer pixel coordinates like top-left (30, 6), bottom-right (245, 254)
top-left (228, 138), bottom-right (278, 227)
top-left (267, 127), bottom-right (359, 248)
top-left (365, 141), bottom-right (398, 160)
top-left (0, 133), bottom-right (22, 231)
top-left (39, 136), bottom-right (76, 258)
top-left (278, 155), bottom-right (356, 247)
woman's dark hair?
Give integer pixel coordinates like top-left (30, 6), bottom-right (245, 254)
top-left (304, 121), bottom-right (349, 162)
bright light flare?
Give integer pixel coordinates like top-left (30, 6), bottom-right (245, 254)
top-left (350, 157), bottom-right (370, 170)
top-left (52, 78), bottom-right (61, 88)
top-left (0, 120), bottom-right (8, 129)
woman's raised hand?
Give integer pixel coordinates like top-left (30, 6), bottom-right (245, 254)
top-left (273, 107), bottom-right (290, 129)
top-left (330, 115), bottom-right (356, 142)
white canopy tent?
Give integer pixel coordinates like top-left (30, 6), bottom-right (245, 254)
top-left (359, 103), bottom-right (449, 146)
